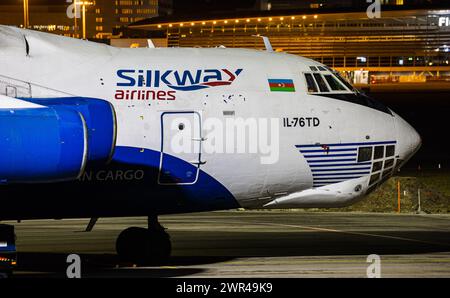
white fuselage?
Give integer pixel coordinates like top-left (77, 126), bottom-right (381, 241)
top-left (0, 26), bottom-right (421, 218)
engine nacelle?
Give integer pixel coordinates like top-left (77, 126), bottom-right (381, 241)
top-left (0, 105), bottom-right (88, 183)
top-left (24, 97), bottom-right (117, 164)
top-left (0, 97), bottom-right (117, 184)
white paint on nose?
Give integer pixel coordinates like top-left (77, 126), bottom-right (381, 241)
top-left (393, 112), bottom-right (421, 163)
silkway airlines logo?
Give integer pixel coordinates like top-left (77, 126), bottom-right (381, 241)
top-left (115, 68), bottom-right (243, 101)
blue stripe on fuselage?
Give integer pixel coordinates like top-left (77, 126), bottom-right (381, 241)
top-left (112, 146), bottom-right (240, 213)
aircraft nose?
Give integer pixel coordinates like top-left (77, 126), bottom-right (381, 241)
top-left (393, 112), bottom-right (421, 164)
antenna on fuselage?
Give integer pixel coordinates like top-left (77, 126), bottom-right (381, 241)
top-left (252, 35), bottom-right (273, 52)
top-left (23, 35), bottom-right (29, 56)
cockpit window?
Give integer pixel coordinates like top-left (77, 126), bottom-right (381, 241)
top-left (302, 67), bottom-right (392, 115)
top-left (317, 66), bottom-right (327, 71)
top-left (304, 72), bottom-right (349, 94)
top-left (333, 71), bottom-right (358, 93)
top-left (323, 74), bottom-right (347, 91)
top-left (304, 73), bottom-right (318, 93)
top-left (313, 73), bottom-right (329, 92)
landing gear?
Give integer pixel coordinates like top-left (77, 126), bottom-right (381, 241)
top-left (115, 216), bottom-right (171, 265)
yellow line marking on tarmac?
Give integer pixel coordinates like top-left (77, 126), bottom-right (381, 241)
top-left (253, 222), bottom-right (450, 248)
top-left (169, 218), bottom-right (450, 248)
top-left (176, 218), bottom-right (450, 247)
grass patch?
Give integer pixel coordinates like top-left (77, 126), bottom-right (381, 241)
top-left (330, 170), bottom-right (450, 213)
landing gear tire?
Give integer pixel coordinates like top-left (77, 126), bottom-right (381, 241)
top-left (116, 226), bottom-right (171, 265)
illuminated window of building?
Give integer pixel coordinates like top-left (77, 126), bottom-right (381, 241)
top-left (122, 9), bottom-right (133, 14)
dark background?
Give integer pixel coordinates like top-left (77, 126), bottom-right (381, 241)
top-left (369, 91), bottom-right (449, 170)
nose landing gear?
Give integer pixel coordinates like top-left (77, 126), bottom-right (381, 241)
top-left (115, 215), bottom-right (171, 265)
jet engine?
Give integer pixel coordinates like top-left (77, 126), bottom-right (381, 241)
top-left (0, 96), bottom-right (116, 184)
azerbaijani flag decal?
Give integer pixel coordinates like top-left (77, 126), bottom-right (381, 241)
top-left (268, 79), bottom-right (296, 92)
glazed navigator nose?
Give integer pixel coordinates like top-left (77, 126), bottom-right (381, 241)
top-left (393, 111), bottom-right (422, 163)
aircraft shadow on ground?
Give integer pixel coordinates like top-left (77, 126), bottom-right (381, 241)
top-left (12, 229), bottom-right (450, 277)
top-left (13, 253), bottom-right (233, 278)
top-left (168, 230), bottom-right (450, 257)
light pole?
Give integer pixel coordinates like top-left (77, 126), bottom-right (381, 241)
top-left (74, 1), bottom-right (78, 37)
top-left (23, 0), bottom-right (29, 28)
top-left (75, 1), bottom-right (93, 40)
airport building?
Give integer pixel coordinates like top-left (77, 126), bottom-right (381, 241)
top-left (129, 7), bottom-right (450, 84)
top-left (0, 0), bottom-right (172, 39)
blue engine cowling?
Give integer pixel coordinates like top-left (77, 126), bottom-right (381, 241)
top-left (0, 97), bottom-right (117, 184)
top-left (0, 106), bottom-right (88, 183)
top-left (24, 97), bottom-right (117, 164)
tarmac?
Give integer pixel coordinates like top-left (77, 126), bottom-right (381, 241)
top-left (4, 211), bottom-right (450, 278)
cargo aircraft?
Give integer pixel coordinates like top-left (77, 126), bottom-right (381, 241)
top-left (0, 26), bottom-right (421, 263)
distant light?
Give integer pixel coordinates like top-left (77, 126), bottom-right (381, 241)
top-left (213, 21), bottom-right (217, 24)
top-left (357, 56), bottom-right (367, 63)
top-left (157, 24), bottom-right (162, 28)
top-left (257, 18), bottom-right (262, 22)
top-left (169, 24), bottom-right (173, 27)
top-left (408, 57), bottom-right (413, 61)
top-left (302, 15), bottom-right (307, 19)
top-left (235, 20), bottom-right (239, 23)
top-left (191, 22), bottom-right (195, 26)
top-left (291, 16), bottom-right (295, 20)
top-left (398, 59), bottom-right (404, 65)
top-left (224, 20), bottom-right (228, 24)
top-left (180, 23), bottom-right (184, 27)
top-left (246, 19), bottom-right (250, 22)
top-left (429, 62), bottom-right (433, 66)
top-left (280, 17), bottom-right (284, 21)
top-left (269, 17), bottom-right (273, 21)
top-left (314, 15), bottom-right (318, 19)
top-left (202, 21), bottom-right (206, 25)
